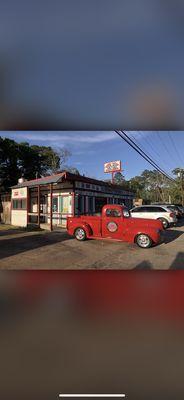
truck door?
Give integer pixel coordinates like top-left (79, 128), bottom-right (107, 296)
top-left (102, 207), bottom-right (124, 239)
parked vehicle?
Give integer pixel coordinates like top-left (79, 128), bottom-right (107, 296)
top-left (130, 205), bottom-right (177, 229)
top-left (174, 204), bottom-right (184, 215)
top-left (164, 205), bottom-right (182, 219)
top-left (67, 204), bottom-right (164, 249)
top-left (151, 204), bottom-right (182, 219)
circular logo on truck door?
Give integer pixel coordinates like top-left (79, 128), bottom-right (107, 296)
top-left (107, 221), bottom-right (118, 232)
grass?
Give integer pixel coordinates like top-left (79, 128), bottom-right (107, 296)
top-left (0, 223), bottom-right (43, 232)
top-left (0, 224), bottom-right (20, 231)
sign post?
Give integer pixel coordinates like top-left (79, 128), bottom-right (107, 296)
top-left (104, 160), bottom-right (122, 184)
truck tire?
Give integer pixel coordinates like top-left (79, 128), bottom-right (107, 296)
top-left (135, 234), bottom-right (152, 249)
top-left (158, 217), bottom-right (169, 229)
top-left (75, 227), bottom-right (86, 241)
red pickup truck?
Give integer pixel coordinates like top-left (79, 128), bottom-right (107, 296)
top-left (67, 204), bottom-right (164, 248)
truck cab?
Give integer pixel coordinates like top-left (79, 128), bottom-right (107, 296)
top-left (101, 205), bottom-right (130, 239)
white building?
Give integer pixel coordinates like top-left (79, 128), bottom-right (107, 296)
top-left (10, 171), bottom-right (134, 229)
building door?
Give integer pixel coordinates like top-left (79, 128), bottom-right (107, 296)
top-left (52, 196), bottom-right (59, 225)
top-left (60, 195), bottom-right (71, 227)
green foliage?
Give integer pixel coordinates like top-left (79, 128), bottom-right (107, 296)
top-left (129, 169), bottom-right (183, 204)
top-left (0, 137), bottom-right (72, 192)
top-left (128, 175), bottom-right (145, 197)
top-left (113, 172), bottom-right (125, 185)
top-left (63, 166), bottom-right (80, 175)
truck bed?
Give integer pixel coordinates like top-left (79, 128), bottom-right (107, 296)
top-left (67, 215), bottom-right (102, 237)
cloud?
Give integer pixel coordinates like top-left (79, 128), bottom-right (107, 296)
top-left (4, 131), bottom-right (117, 145)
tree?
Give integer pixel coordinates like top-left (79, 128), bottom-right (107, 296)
top-left (113, 172), bottom-right (125, 185)
top-left (141, 169), bottom-right (172, 203)
top-left (172, 168), bottom-right (184, 205)
top-left (129, 175), bottom-right (145, 198)
top-left (63, 166), bottom-right (80, 175)
top-left (172, 168), bottom-right (184, 177)
top-left (0, 137), bottom-right (20, 191)
top-left (129, 170), bottom-right (172, 203)
top-left (0, 136), bottom-right (72, 192)
top-left (30, 146), bottom-right (71, 174)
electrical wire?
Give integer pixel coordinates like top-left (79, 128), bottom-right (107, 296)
top-left (115, 130), bottom-right (175, 182)
top-left (138, 131), bottom-right (175, 172)
top-left (131, 131), bottom-right (174, 173)
top-left (121, 131), bottom-right (173, 179)
top-left (157, 131), bottom-right (177, 168)
top-left (167, 131), bottom-right (184, 167)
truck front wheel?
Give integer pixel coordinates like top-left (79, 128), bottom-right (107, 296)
top-left (135, 234), bottom-right (152, 248)
top-left (75, 228), bottom-right (86, 241)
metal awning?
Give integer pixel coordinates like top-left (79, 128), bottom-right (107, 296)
top-left (11, 172), bottom-right (66, 189)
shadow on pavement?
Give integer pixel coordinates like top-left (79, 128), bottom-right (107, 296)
top-left (169, 252), bottom-right (184, 269)
top-left (163, 229), bottom-right (184, 244)
top-left (175, 218), bottom-right (184, 227)
top-left (134, 260), bottom-right (153, 270)
top-left (0, 228), bottom-right (30, 237)
top-left (0, 232), bottom-right (72, 261)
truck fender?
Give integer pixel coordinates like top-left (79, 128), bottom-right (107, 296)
top-left (134, 230), bottom-right (158, 244)
top-left (74, 223), bottom-right (93, 238)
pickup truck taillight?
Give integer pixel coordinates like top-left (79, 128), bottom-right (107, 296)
top-left (170, 212), bottom-right (175, 218)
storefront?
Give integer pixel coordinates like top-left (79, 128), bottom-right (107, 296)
top-left (10, 171), bottom-right (134, 229)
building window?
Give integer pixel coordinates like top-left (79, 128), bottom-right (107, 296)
top-left (95, 197), bottom-right (107, 213)
top-left (12, 199), bottom-right (27, 210)
top-left (52, 197), bottom-right (58, 212)
top-left (88, 197), bottom-right (94, 214)
top-left (76, 195), bottom-right (84, 215)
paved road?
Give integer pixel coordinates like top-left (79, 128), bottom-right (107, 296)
top-left (0, 222), bottom-right (184, 269)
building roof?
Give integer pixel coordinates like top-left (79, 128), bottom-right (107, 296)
top-left (11, 172), bottom-right (66, 188)
top-left (11, 171), bottom-right (134, 194)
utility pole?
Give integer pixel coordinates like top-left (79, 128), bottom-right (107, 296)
top-left (178, 169), bottom-right (184, 206)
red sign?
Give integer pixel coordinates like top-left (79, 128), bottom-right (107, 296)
top-left (104, 160), bottom-right (122, 173)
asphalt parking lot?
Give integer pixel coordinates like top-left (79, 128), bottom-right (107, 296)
top-left (0, 222), bottom-right (184, 269)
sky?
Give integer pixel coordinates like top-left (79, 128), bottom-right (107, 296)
top-left (1, 131), bottom-right (184, 180)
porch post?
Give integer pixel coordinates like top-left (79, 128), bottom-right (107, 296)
top-left (72, 191), bottom-right (75, 217)
top-left (38, 185), bottom-right (40, 227)
top-left (50, 183), bottom-right (53, 231)
top-left (27, 188), bottom-right (29, 226)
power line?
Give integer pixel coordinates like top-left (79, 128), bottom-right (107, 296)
top-left (157, 132), bottom-right (177, 168)
top-left (132, 131), bottom-right (174, 173)
top-left (167, 131), bottom-right (184, 167)
top-left (138, 131), bottom-right (175, 172)
top-left (122, 131), bottom-right (173, 179)
top-left (115, 130), bottom-right (175, 182)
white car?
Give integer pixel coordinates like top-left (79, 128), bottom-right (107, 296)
top-left (130, 205), bottom-right (177, 229)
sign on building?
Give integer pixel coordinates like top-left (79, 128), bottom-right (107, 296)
top-left (12, 187), bottom-right (27, 199)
